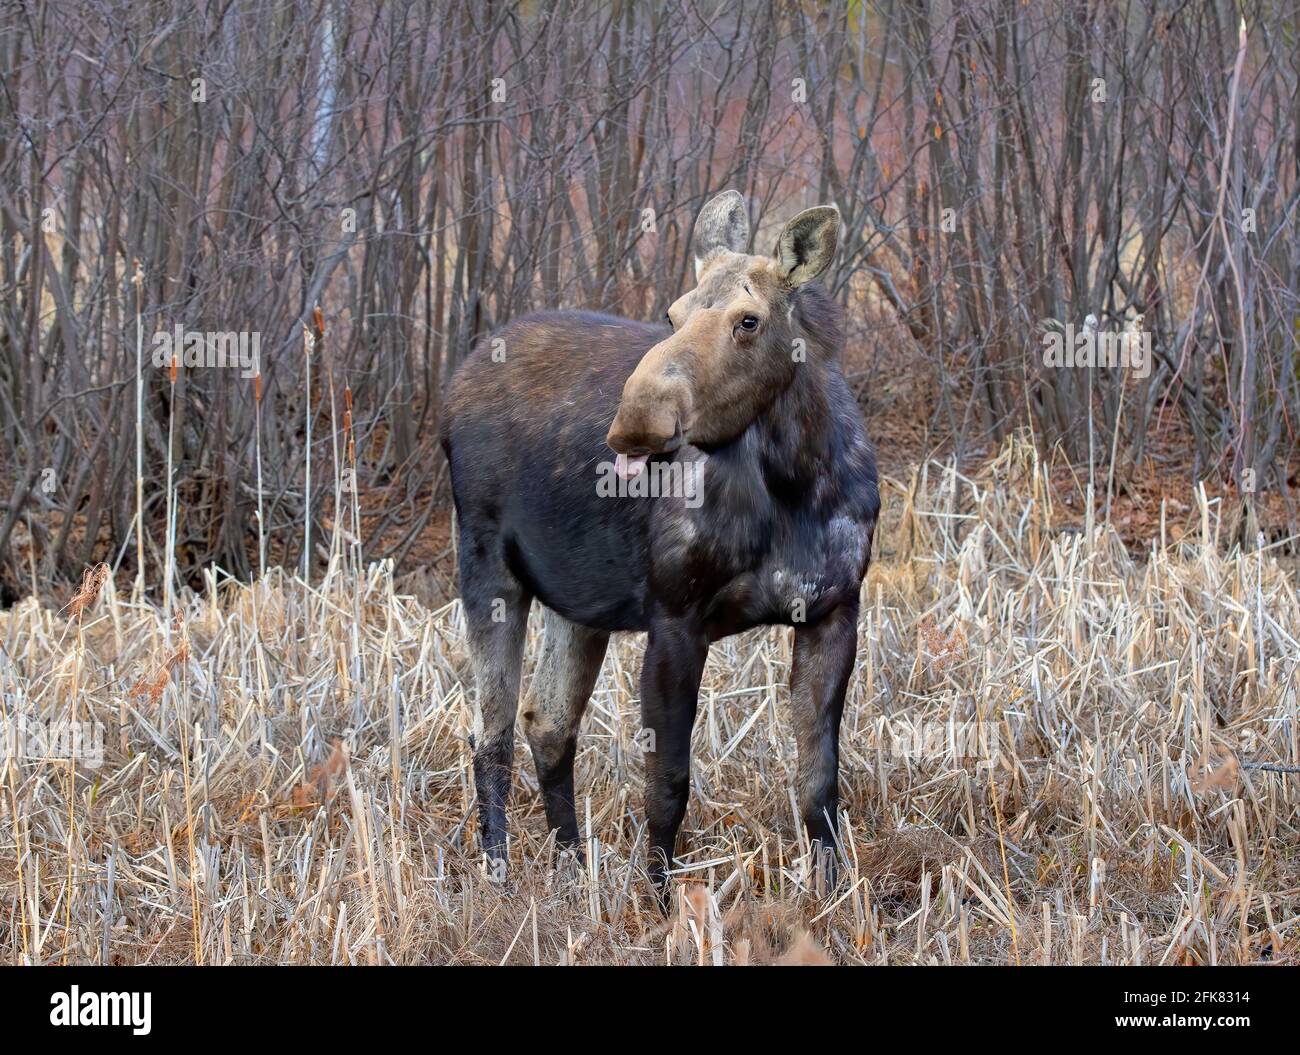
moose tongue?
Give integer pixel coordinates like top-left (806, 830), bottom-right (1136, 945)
top-left (614, 453), bottom-right (649, 480)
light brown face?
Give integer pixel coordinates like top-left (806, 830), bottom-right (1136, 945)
top-left (607, 192), bottom-right (840, 476)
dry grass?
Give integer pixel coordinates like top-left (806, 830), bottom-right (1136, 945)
top-left (3, 436), bottom-right (1299, 965)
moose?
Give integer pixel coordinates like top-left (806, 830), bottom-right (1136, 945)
top-left (442, 191), bottom-right (879, 900)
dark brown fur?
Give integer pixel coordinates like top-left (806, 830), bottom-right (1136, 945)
top-left (442, 194), bottom-right (879, 901)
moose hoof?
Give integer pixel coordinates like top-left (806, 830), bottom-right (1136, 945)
top-left (809, 843), bottom-right (840, 897)
top-left (482, 851), bottom-right (509, 885)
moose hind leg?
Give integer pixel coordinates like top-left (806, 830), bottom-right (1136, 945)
top-left (522, 608), bottom-right (609, 848)
top-left (460, 539), bottom-right (531, 876)
top-left (790, 599), bottom-right (859, 893)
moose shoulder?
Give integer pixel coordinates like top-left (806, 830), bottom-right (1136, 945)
top-left (442, 191), bottom-right (879, 900)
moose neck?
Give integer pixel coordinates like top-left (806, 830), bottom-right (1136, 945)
top-left (691, 280), bottom-right (842, 493)
top-left (745, 290), bottom-right (844, 496)
top-left (751, 354), bottom-right (836, 493)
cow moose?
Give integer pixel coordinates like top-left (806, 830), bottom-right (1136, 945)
top-left (441, 191), bottom-right (880, 901)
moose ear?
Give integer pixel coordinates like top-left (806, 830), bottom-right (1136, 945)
top-left (693, 190), bottom-right (750, 278)
top-left (775, 205), bottom-right (839, 287)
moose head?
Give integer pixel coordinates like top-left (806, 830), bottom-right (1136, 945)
top-left (606, 190), bottom-right (840, 477)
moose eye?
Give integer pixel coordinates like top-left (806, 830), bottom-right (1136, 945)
top-left (738, 314), bottom-right (760, 333)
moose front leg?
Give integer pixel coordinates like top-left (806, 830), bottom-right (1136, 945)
top-left (639, 616), bottom-right (709, 906)
top-left (790, 598), bottom-right (859, 894)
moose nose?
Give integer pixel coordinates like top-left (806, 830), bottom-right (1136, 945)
top-left (607, 354), bottom-right (693, 457)
top-left (606, 413), bottom-right (682, 458)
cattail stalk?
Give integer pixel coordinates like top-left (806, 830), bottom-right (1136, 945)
top-left (251, 368), bottom-right (266, 687)
top-left (61, 564), bottom-right (105, 963)
top-left (303, 321), bottom-right (313, 585)
top-left (163, 353), bottom-right (178, 634)
top-left (312, 305), bottom-right (344, 583)
top-left (254, 369), bottom-right (266, 578)
top-left (132, 260), bottom-right (145, 599)
top-left (345, 385), bottom-right (362, 573)
top-left (62, 634), bottom-right (80, 964)
top-left (177, 668), bottom-right (203, 965)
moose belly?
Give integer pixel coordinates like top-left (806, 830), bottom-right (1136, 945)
top-left (505, 517), bottom-right (653, 631)
top-left (497, 444), bottom-right (662, 632)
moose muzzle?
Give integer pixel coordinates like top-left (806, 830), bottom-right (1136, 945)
top-left (606, 343), bottom-right (693, 479)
